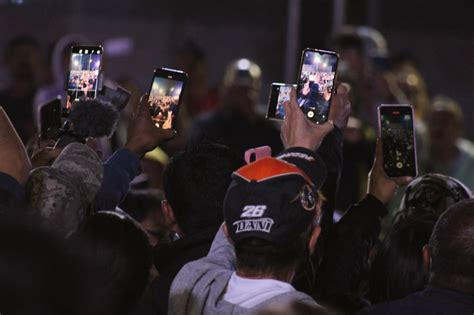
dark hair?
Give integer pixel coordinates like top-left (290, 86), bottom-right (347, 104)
top-left (235, 231), bottom-right (311, 281)
top-left (330, 33), bottom-right (364, 53)
top-left (429, 199), bottom-right (474, 293)
top-left (163, 141), bottom-right (244, 235)
top-left (0, 221), bottom-right (80, 315)
top-left (368, 213), bottom-right (437, 303)
top-left (69, 211), bottom-right (152, 315)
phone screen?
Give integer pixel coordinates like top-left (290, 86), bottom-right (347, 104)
top-left (266, 83), bottom-right (296, 120)
top-left (40, 97), bottom-right (62, 140)
top-left (148, 68), bottom-right (187, 130)
top-left (68, 46), bottom-right (102, 101)
top-left (379, 105), bottom-right (417, 177)
top-left (296, 49), bottom-right (338, 124)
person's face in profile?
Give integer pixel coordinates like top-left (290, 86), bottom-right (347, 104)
top-left (302, 81), bottom-right (311, 95)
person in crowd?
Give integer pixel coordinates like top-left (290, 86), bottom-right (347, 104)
top-left (69, 211), bottom-right (152, 315)
top-left (367, 173), bottom-right (472, 304)
top-left (359, 199), bottom-right (474, 314)
top-left (120, 188), bottom-right (169, 247)
top-left (330, 31), bottom-right (377, 211)
top-left (188, 58), bottom-right (283, 158)
top-left (169, 89), bottom-right (336, 314)
top-left (419, 96), bottom-right (474, 190)
top-left (95, 94), bottom-right (176, 210)
top-left (25, 142), bottom-right (103, 236)
top-left (151, 141), bottom-right (244, 314)
top-left (0, 220), bottom-right (85, 315)
top-left (0, 36), bottom-right (45, 143)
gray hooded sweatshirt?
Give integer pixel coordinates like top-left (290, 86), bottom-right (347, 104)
top-left (168, 227), bottom-right (319, 314)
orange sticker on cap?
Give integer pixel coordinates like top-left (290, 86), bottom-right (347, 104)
top-left (234, 157), bottom-right (313, 186)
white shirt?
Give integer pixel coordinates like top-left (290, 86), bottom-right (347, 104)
top-left (222, 272), bottom-right (296, 308)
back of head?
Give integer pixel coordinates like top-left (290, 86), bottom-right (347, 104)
top-left (0, 221), bottom-right (80, 315)
top-left (368, 213), bottom-right (437, 303)
top-left (428, 199), bottom-right (474, 294)
top-left (400, 174), bottom-right (472, 218)
top-left (163, 141), bottom-right (243, 236)
top-left (224, 154), bottom-right (327, 280)
top-left (70, 211), bottom-right (151, 315)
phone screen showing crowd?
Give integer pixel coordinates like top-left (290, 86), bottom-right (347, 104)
top-left (297, 50), bottom-right (338, 124)
top-left (68, 47), bottom-right (102, 101)
top-left (380, 106), bottom-right (417, 177)
top-left (148, 76), bottom-right (184, 129)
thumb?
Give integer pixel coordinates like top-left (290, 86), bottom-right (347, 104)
top-left (135, 93), bottom-right (149, 118)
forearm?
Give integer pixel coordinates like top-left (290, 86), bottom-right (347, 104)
top-left (207, 224), bottom-right (236, 270)
top-left (95, 148), bottom-right (142, 210)
top-left (317, 127), bottom-right (344, 228)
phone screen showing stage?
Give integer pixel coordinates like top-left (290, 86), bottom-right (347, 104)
top-left (380, 105), bottom-right (417, 177)
top-left (148, 69), bottom-right (186, 130)
top-left (296, 49), bottom-right (338, 124)
top-left (68, 46), bottom-right (102, 101)
top-left (266, 84), bottom-right (295, 120)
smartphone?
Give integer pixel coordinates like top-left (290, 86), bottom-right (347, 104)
top-left (147, 68), bottom-right (187, 130)
top-left (266, 83), bottom-right (297, 120)
top-left (67, 45), bottom-right (103, 101)
top-left (296, 48), bottom-right (339, 124)
top-left (40, 97), bottom-right (62, 140)
top-left (378, 104), bottom-right (418, 177)
top-left (245, 146), bottom-right (272, 164)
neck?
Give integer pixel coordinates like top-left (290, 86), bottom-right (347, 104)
top-left (236, 270), bottom-right (294, 283)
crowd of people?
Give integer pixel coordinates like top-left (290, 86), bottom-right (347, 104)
top-left (149, 95), bottom-right (177, 130)
top-left (0, 25), bottom-right (473, 315)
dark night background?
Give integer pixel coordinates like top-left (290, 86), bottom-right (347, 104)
top-left (0, 0), bottom-right (472, 138)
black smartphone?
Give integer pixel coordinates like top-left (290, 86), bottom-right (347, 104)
top-left (147, 68), bottom-right (188, 130)
top-left (266, 83), bottom-right (296, 120)
top-left (67, 45), bottom-right (103, 101)
top-left (296, 48), bottom-right (339, 124)
top-left (378, 104), bottom-right (418, 177)
top-left (40, 97), bottom-right (62, 140)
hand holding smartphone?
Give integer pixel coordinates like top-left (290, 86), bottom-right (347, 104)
top-left (378, 104), bottom-right (418, 177)
top-left (147, 68), bottom-right (187, 130)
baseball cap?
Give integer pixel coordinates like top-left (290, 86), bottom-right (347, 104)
top-left (224, 148), bottom-right (327, 247)
top-left (26, 143), bottom-right (103, 236)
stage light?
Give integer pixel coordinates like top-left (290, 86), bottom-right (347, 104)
top-left (313, 53), bottom-right (321, 64)
top-left (237, 58), bottom-right (251, 70)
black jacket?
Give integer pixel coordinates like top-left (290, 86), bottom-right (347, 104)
top-left (358, 287), bottom-right (474, 315)
top-left (151, 227), bottom-right (218, 315)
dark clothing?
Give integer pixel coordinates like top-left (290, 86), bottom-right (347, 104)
top-left (292, 126), bottom-right (387, 314)
top-left (313, 194), bottom-right (387, 312)
top-left (95, 148), bottom-right (142, 210)
top-left (151, 227), bottom-right (218, 315)
top-left (0, 172), bottom-right (25, 202)
top-left (358, 287), bottom-right (474, 315)
top-left (0, 89), bottom-right (36, 143)
top-left (188, 110), bottom-right (283, 159)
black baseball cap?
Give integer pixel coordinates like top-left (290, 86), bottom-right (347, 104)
top-left (224, 148), bottom-right (327, 247)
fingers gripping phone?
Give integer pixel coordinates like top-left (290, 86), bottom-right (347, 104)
top-left (147, 68), bottom-right (188, 130)
top-left (296, 48), bottom-right (339, 124)
top-left (378, 104), bottom-right (418, 177)
top-left (266, 83), bottom-right (296, 120)
top-left (67, 46), bottom-right (103, 102)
